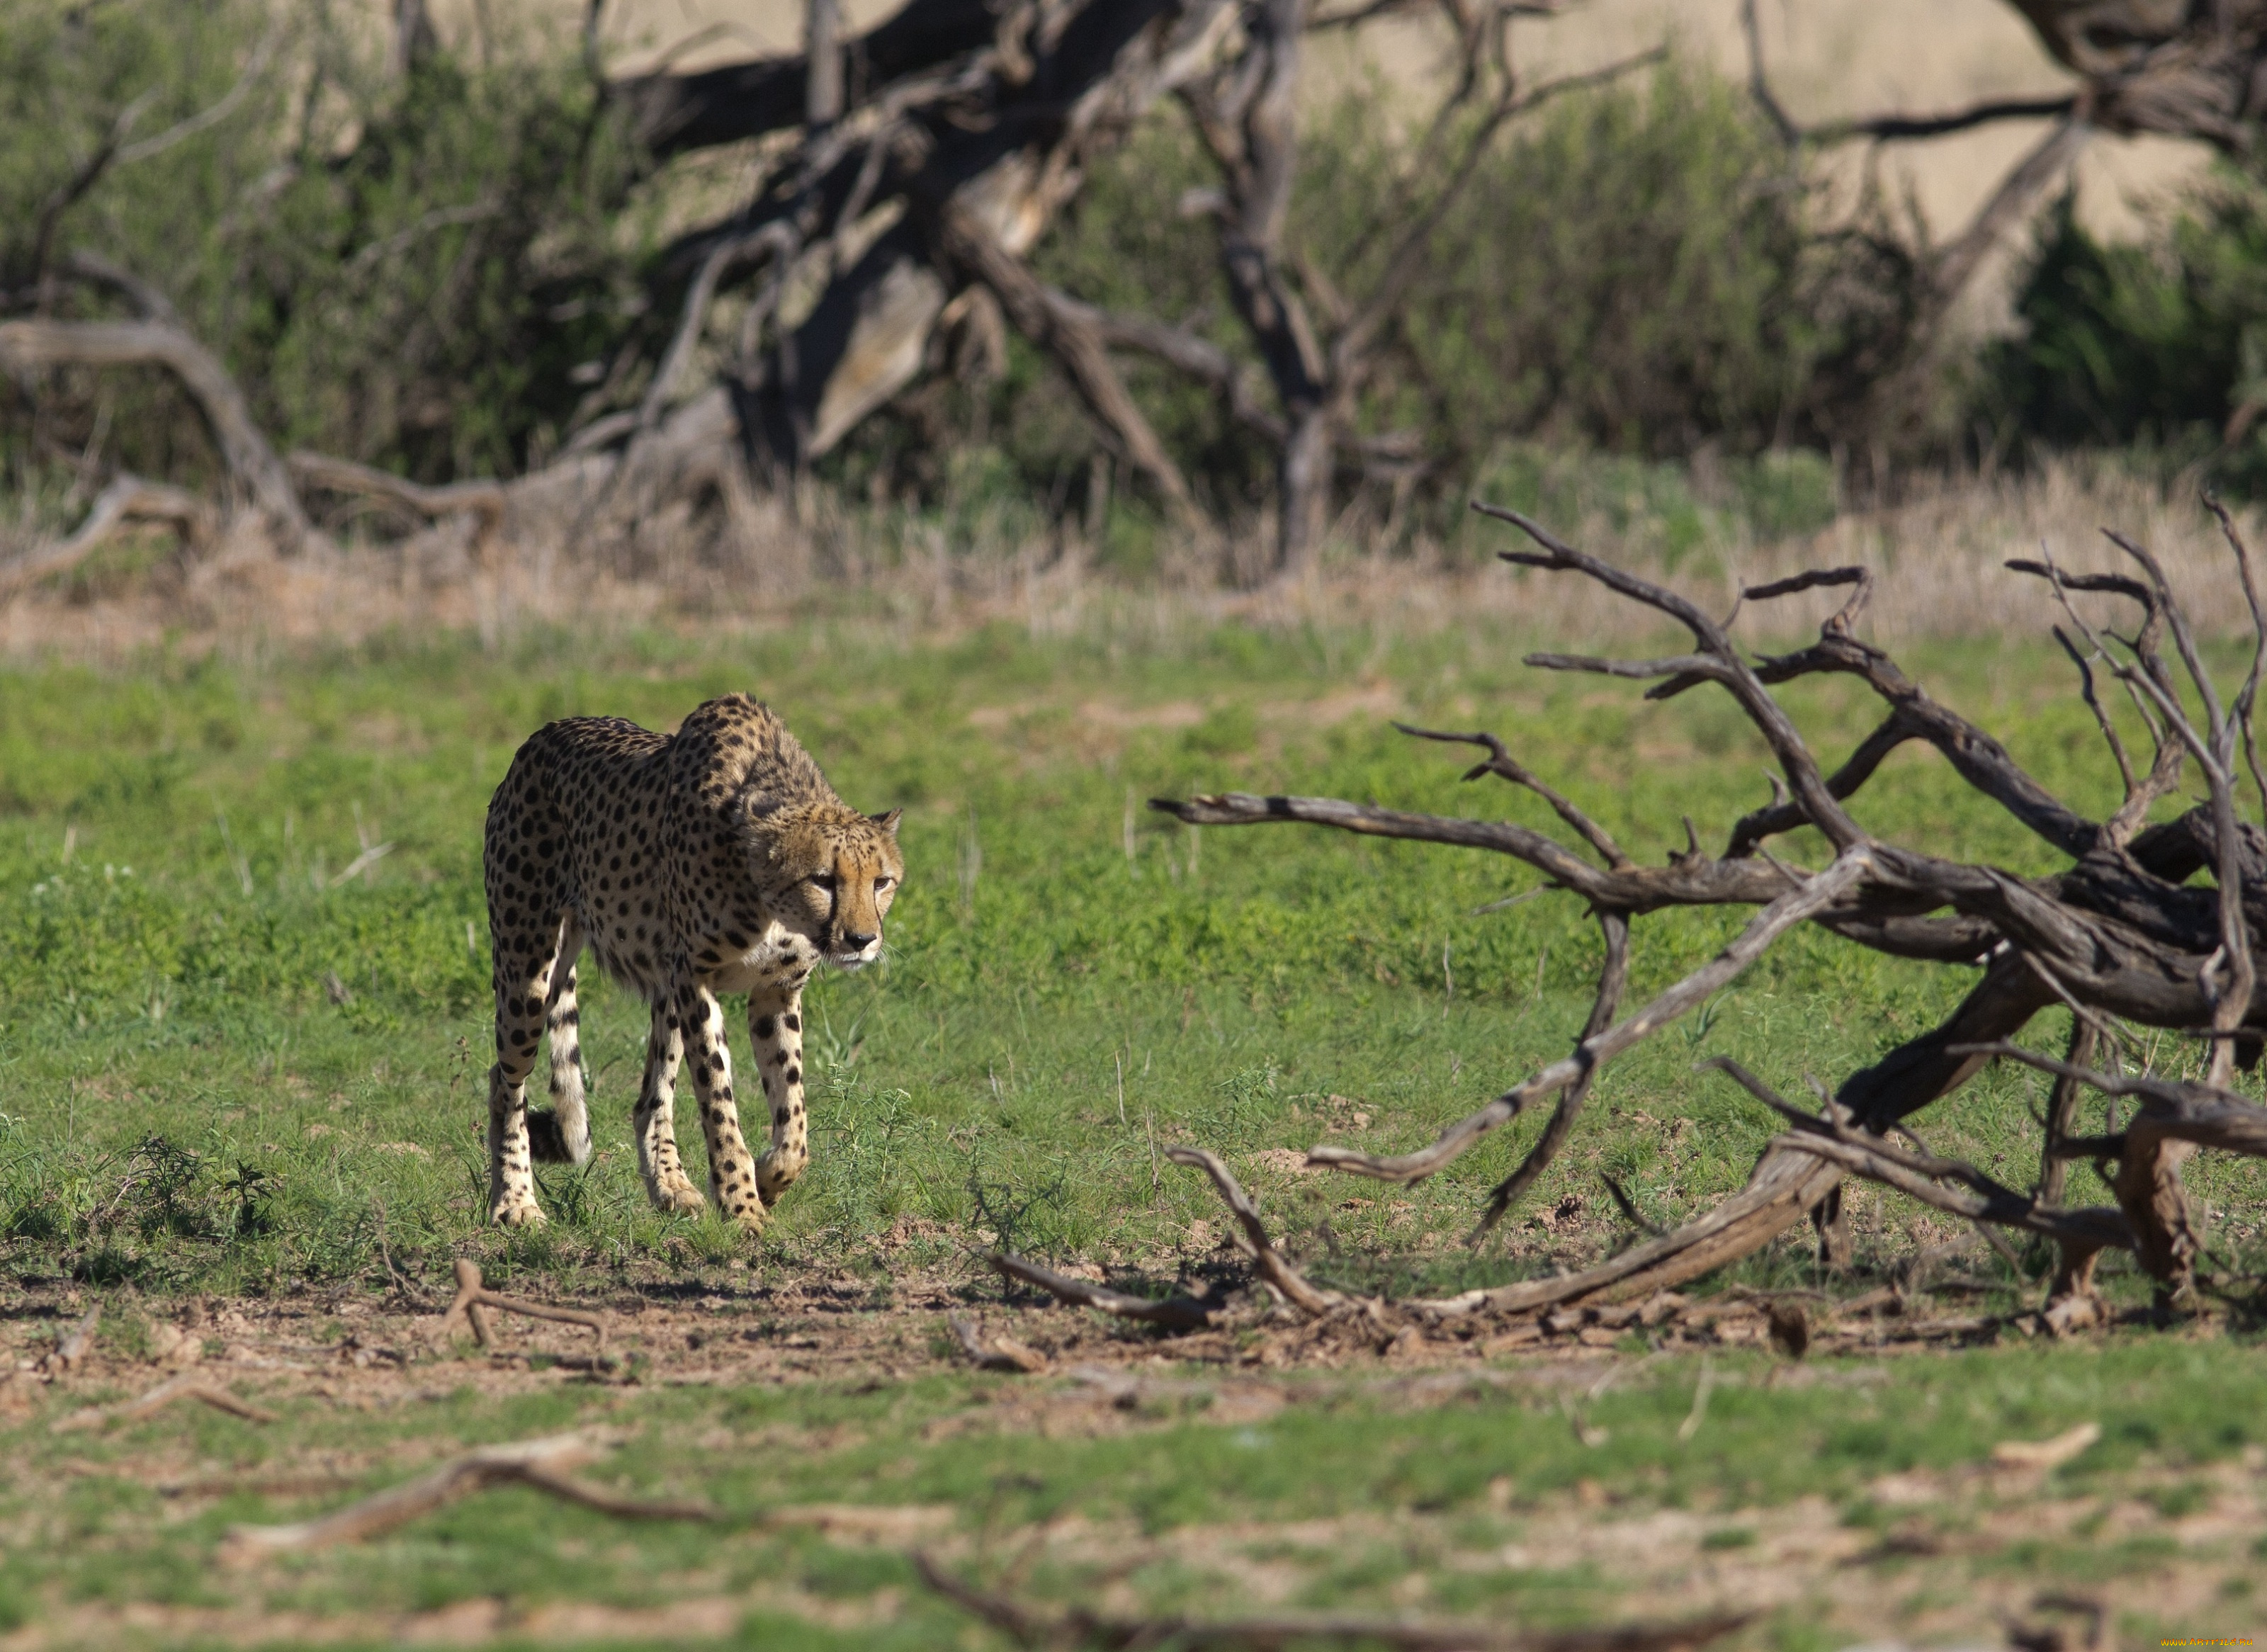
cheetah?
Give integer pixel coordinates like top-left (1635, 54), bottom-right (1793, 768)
top-left (480, 694), bottom-right (902, 1229)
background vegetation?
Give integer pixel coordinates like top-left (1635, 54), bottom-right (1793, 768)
top-left (25, 0), bottom-right (2263, 567)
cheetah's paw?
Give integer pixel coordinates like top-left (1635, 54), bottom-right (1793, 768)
top-left (716, 1198), bottom-right (768, 1234)
top-left (489, 1196), bottom-right (547, 1228)
top-left (648, 1177), bottom-right (707, 1216)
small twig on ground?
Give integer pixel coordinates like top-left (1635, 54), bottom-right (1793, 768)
top-left (442, 1258), bottom-right (607, 1349)
top-left (988, 1252), bottom-right (1220, 1328)
top-left (1164, 1145), bottom-right (1343, 1315)
top-left (372, 1196), bottom-right (434, 1310)
top-left (1145, 1095), bottom-right (1160, 1192)
top-left (40, 1306), bottom-right (101, 1377)
top-left (1600, 1172), bottom-right (1666, 1237)
top-left (221, 1432), bottom-right (711, 1559)
top-left (53, 1371), bottom-right (275, 1432)
top-left (1990, 1421), bottom-right (2101, 1471)
top-left (912, 1550), bottom-right (1752, 1650)
top-left (1676, 1358), bottom-right (1717, 1442)
top-left (949, 1314), bottom-right (1050, 1374)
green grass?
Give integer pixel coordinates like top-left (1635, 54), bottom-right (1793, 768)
top-left (6, 615), bottom-right (2232, 1294)
top-left (4, 1340), bottom-right (2266, 1645)
top-left (3, 609), bottom-right (2265, 1645)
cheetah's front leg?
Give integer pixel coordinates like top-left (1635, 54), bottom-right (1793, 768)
top-left (679, 980), bottom-right (765, 1230)
top-left (633, 1004), bottom-right (705, 1215)
top-left (749, 988), bottom-right (810, 1206)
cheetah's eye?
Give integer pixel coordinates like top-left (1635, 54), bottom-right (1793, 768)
top-left (874, 876), bottom-right (894, 893)
top-left (808, 873), bottom-right (837, 892)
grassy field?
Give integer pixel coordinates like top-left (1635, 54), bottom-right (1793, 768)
top-left (2, 601), bottom-right (2265, 1646)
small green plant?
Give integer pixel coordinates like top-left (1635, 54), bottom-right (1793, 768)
top-left (223, 1161), bottom-right (276, 1238)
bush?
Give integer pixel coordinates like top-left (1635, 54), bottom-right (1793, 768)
top-left (3, 10), bottom-right (1915, 555)
top-left (1394, 68), bottom-right (1916, 468)
top-left (863, 60), bottom-right (1918, 546)
top-left (0, 1), bottom-right (658, 494)
top-left (1983, 179), bottom-right (2267, 491)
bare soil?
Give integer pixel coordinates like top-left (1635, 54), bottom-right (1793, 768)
top-left (5, 1269), bottom-right (2261, 1648)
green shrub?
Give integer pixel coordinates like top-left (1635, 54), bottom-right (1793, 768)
top-left (881, 60), bottom-right (1915, 542)
top-left (1984, 177), bottom-right (2267, 490)
top-left (1396, 68), bottom-right (1914, 468)
top-left (0, 1), bottom-right (658, 494)
top-left (4, 10), bottom-right (1909, 552)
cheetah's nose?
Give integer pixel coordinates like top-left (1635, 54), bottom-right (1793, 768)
top-left (840, 929), bottom-right (877, 951)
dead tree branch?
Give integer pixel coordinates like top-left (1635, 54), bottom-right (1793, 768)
top-left (1295, 854), bottom-right (1868, 1187)
top-left (1163, 1145), bottom-right (1342, 1312)
top-left (441, 1258), bottom-right (608, 1349)
top-left (1474, 909), bottom-right (1629, 1238)
top-left (989, 1252), bottom-right (1222, 1327)
top-left (52, 1372), bottom-right (276, 1434)
top-left (1172, 13), bottom-right (1666, 579)
top-left (931, 199), bottom-right (1197, 516)
top-left (221, 1433), bottom-right (711, 1559)
top-left (1739, 0), bottom-right (2093, 319)
top-left (0, 473), bottom-right (215, 600)
top-left (1741, 0), bottom-right (2079, 148)
top-left (0, 318), bottom-right (307, 540)
top-left (1147, 497), bottom-right (2267, 1323)
top-left (289, 453), bottom-right (507, 545)
top-left (949, 1314), bottom-right (1051, 1373)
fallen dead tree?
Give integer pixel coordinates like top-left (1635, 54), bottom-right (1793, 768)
top-left (0, 473), bottom-right (214, 599)
top-left (990, 500), bottom-right (2267, 1337)
top-left (0, 4), bottom-right (1673, 593)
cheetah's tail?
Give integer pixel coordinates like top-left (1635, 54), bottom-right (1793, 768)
top-left (524, 1108), bottom-right (588, 1165)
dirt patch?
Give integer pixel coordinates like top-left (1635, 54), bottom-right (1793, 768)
top-left (4, 1270), bottom-right (2261, 1648)
top-left (0, 1261), bottom-right (2132, 1420)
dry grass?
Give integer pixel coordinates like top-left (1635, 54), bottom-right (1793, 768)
top-left (1, 458), bottom-right (2258, 664)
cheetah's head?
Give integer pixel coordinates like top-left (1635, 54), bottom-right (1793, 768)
top-left (764, 806), bottom-right (905, 971)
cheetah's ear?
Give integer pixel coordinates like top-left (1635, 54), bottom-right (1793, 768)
top-left (868, 807), bottom-right (903, 836)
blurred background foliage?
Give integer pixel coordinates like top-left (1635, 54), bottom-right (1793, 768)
top-left (1986, 176), bottom-right (2267, 491)
top-left (0, 1), bottom-right (659, 494)
top-left (4, 0), bottom-right (2264, 565)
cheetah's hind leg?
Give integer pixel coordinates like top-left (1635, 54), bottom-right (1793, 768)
top-left (527, 916), bottom-right (592, 1166)
top-left (633, 1001), bottom-right (706, 1216)
top-left (487, 921), bottom-right (565, 1228)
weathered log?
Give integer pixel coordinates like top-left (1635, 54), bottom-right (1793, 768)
top-left (288, 453), bottom-right (507, 545)
top-left (0, 319), bottom-right (307, 540)
top-left (611, 0), bottom-right (1002, 159)
top-left (912, 1551), bottom-right (1756, 1651)
top-left (739, 1), bottom-right (1236, 473)
top-left (0, 473), bottom-right (214, 599)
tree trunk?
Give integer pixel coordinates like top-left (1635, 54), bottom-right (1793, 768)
top-left (735, 2), bottom-right (1230, 477)
top-left (2006, 0), bottom-right (2267, 149)
top-left (1277, 407), bottom-right (1333, 577)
